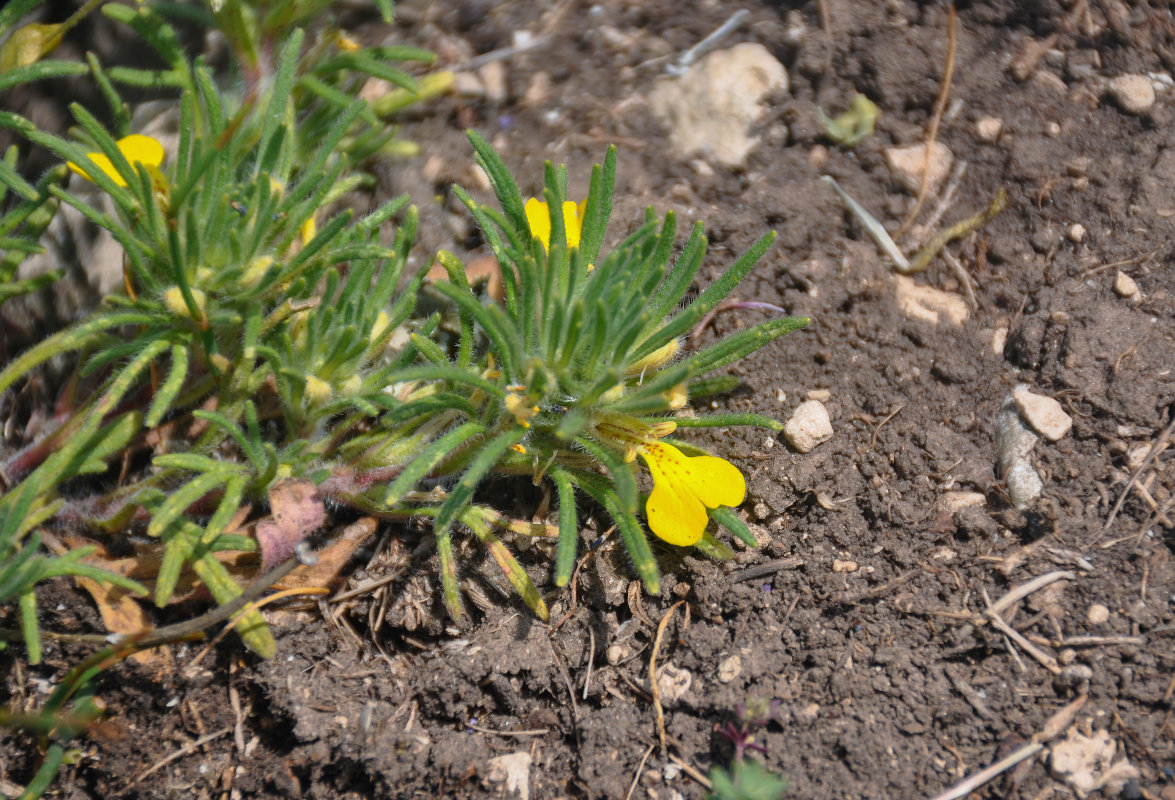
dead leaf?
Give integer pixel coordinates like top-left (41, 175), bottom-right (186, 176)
top-left (255, 478), bottom-right (325, 571)
top-left (277, 516), bottom-right (378, 591)
top-left (42, 534), bottom-right (170, 669)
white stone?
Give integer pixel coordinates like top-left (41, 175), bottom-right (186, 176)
top-left (1107, 74), bottom-right (1156, 115)
top-left (1012, 385), bottom-right (1073, 441)
top-left (1050, 728), bottom-right (1138, 798)
top-left (894, 274), bottom-right (969, 325)
top-left (1113, 270), bottom-right (1141, 301)
top-left (992, 325), bottom-right (1009, 354)
top-left (451, 71), bottom-right (485, 98)
top-left (784, 400), bottom-right (833, 453)
top-left (648, 43), bottom-right (788, 167)
top-left (654, 663), bottom-right (692, 704)
top-left (1066, 223), bottom-right (1086, 243)
top-left (805, 388), bottom-right (831, 402)
top-left (884, 142), bottom-right (952, 193)
top-left (717, 655), bottom-right (741, 684)
top-left (832, 559), bottom-right (858, 573)
top-left (975, 116), bottom-right (1003, 142)
top-left (485, 752), bottom-right (532, 800)
top-left (1086, 603), bottom-right (1110, 625)
top-left (479, 61), bottom-right (507, 105)
top-left (995, 399), bottom-right (1043, 509)
top-left (939, 491), bottom-right (986, 513)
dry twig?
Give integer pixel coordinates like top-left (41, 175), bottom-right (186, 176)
top-left (925, 695), bottom-right (1087, 800)
top-left (896, 3), bottom-right (958, 237)
top-left (650, 600), bottom-right (685, 752)
top-left (1102, 410), bottom-right (1175, 533)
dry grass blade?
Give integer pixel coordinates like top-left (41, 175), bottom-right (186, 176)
top-left (1102, 409), bottom-right (1175, 532)
top-left (650, 600), bottom-right (684, 752)
top-left (896, 2), bottom-right (958, 237)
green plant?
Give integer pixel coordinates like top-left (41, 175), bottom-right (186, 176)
top-left (709, 698), bottom-right (789, 800)
top-left (0, 0), bottom-right (806, 672)
top-left (402, 132), bottom-right (808, 619)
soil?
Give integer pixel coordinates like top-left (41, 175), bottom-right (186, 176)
top-left (3, 1), bottom-right (1175, 799)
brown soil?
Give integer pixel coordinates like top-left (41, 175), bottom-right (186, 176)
top-left (4, 1), bottom-right (1175, 799)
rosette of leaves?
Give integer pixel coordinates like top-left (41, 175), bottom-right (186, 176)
top-left (398, 132), bottom-right (808, 620)
top-left (0, 30), bottom-right (429, 657)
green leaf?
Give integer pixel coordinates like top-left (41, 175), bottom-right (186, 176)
top-left (462, 509), bottom-right (548, 620)
top-left (0, 59), bottom-right (88, 92)
top-left (145, 343), bottom-right (190, 428)
top-left (384, 421), bottom-right (484, 506)
top-left (710, 506), bottom-right (758, 548)
top-left (634, 231), bottom-right (777, 362)
top-left (432, 427), bottom-right (527, 617)
top-left (551, 468), bottom-right (579, 587)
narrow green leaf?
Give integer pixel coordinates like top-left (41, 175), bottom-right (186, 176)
top-left (145, 342), bottom-right (190, 428)
top-left (19, 589), bottom-right (41, 664)
top-left (632, 230), bottom-right (777, 362)
top-left (666, 412), bottom-right (783, 431)
top-left (0, 59), bottom-right (88, 92)
top-left (148, 471), bottom-right (228, 539)
top-left (693, 530), bottom-right (735, 560)
top-left (551, 468), bottom-right (579, 587)
top-left (710, 506), bottom-right (758, 548)
top-left (462, 508), bottom-right (548, 620)
top-left (384, 422), bottom-right (484, 506)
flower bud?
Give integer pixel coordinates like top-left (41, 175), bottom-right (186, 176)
top-left (163, 286), bottom-right (206, 319)
top-left (626, 338), bottom-right (680, 377)
top-left (240, 255), bottom-right (274, 289)
top-left (304, 375), bottom-right (332, 406)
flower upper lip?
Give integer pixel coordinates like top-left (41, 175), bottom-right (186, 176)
top-left (67, 134), bottom-right (165, 187)
top-left (524, 197), bottom-right (585, 252)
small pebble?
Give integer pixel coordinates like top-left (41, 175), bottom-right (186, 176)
top-left (605, 645), bottom-right (626, 665)
top-left (717, 655), bottom-right (742, 684)
top-left (1012, 385), bottom-right (1073, 441)
top-left (1066, 223), bottom-right (1086, 243)
top-left (1114, 270), bottom-right (1141, 301)
top-left (995, 397), bottom-right (1043, 508)
top-left (991, 325), bottom-right (1009, 354)
top-left (784, 400), bottom-right (833, 453)
top-left (884, 142), bottom-right (952, 193)
top-left (1058, 648), bottom-right (1077, 666)
top-left (1055, 663), bottom-right (1093, 694)
top-left (1086, 603), bottom-right (1110, 625)
top-left (655, 663), bottom-right (692, 704)
top-left (832, 559), bottom-right (858, 573)
top-left (1107, 74), bottom-right (1156, 115)
top-left (805, 388), bottom-right (831, 402)
top-left (975, 115), bottom-right (1003, 142)
top-left (1045, 120), bottom-right (1062, 137)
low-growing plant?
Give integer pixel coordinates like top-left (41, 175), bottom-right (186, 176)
top-left (1, 2), bottom-right (809, 795)
top-left (710, 698), bottom-right (789, 800)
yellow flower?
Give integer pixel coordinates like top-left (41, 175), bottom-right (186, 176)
top-left (67, 134), bottom-right (164, 187)
top-left (524, 197), bottom-right (585, 252)
top-left (504, 392), bottom-right (540, 428)
top-left (639, 440), bottom-right (745, 547)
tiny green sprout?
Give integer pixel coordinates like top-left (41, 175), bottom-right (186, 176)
top-left (818, 92), bottom-right (879, 147)
top-left (708, 759), bottom-right (789, 800)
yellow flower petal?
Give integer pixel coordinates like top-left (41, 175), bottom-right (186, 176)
top-left (560, 200), bottom-right (582, 250)
top-left (67, 134), bottom-right (165, 187)
top-left (524, 197), bottom-right (551, 250)
top-left (639, 441), bottom-right (746, 546)
top-left (524, 196), bottom-right (584, 252)
top-left (646, 472), bottom-right (709, 546)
